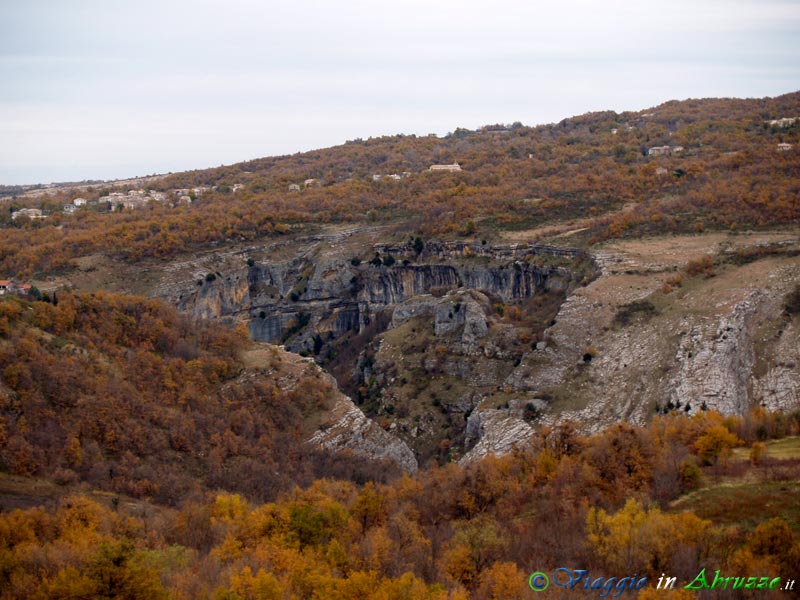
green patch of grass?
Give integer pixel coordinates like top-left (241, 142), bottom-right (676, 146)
top-left (732, 437), bottom-right (800, 461)
top-left (670, 480), bottom-right (800, 532)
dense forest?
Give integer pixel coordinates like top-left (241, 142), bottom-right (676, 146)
top-left (2, 407), bottom-right (799, 598)
top-left (1, 94), bottom-right (799, 279)
top-left (0, 293), bottom-right (398, 506)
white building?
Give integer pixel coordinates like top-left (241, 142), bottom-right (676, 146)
top-left (767, 118), bottom-right (798, 128)
top-left (647, 146), bottom-right (672, 157)
top-left (11, 208), bottom-right (45, 220)
top-left (429, 163), bottom-right (462, 172)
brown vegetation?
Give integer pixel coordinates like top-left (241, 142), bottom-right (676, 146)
top-left (0, 293), bottom-right (397, 505)
top-left (2, 94), bottom-right (799, 279)
top-left (1, 406), bottom-right (798, 598)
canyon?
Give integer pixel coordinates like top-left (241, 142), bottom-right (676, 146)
top-left (41, 226), bottom-right (800, 471)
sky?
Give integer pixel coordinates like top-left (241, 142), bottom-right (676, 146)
top-left (1, 0), bottom-right (799, 185)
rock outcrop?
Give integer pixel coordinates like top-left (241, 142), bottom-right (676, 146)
top-left (309, 395), bottom-right (418, 473)
top-left (669, 291), bottom-right (763, 414)
top-left (162, 231), bottom-right (799, 468)
top-left (245, 344), bottom-right (418, 472)
top-left (505, 237), bottom-right (800, 436)
top-left (173, 240), bottom-right (590, 356)
top-left (461, 409), bottom-right (535, 464)
top-left (390, 289), bottom-right (490, 348)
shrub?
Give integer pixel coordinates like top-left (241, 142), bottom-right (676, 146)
top-left (784, 284), bottom-right (800, 315)
top-left (614, 300), bottom-right (657, 326)
top-left (749, 441), bottom-right (767, 465)
top-left (685, 255), bottom-right (715, 278)
top-left (679, 459), bottom-right (701, 490)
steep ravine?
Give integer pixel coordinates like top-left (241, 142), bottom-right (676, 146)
top-left (168, 240), bottom-right (594, 468)
top-left (166, 233), bottom-right (799, 469)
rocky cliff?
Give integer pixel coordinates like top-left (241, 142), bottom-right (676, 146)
top-left (174, 240), bottom-right (590, 352)
top-left (309, 394), bottom-right (418, 473)
top-left (160, 236), bottom-right (591, 468)
top-left (163, 230), bottom-right (799, 469)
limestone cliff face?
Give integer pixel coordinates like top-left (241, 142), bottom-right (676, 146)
top-left (309, 394), bottom-right (418, 473)
top-left (390, 289), bottom-right (491, 350)
top-left (177, 272), bottom-right (250, 320)
top-left (504, 241), bottom-right (800, 436)
top-left (232, 242), bottom-right (588, 353)
top-left (669, 291), bottom-right (763, 415)
top-left (243, 344), bottom-right (418, 472)
top-left (461, 409), bottom-right (535, 464)
top-left (168, 241), bottom-right (589, 359)
top-left (753, 319), bottom-right (800, 411)
top-left (158, 232), bottom-right (798, 468)
top-left (360, 266), bottom-right (461, 305)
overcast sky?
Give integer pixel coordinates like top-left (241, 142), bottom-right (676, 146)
top-left (1, 0), bottom-right (798, 185)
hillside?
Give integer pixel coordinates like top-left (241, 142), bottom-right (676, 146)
top-left (1, 93), bottom-right (798, 467)
top-left (1, 94), bottom-right (800, 599)
top-left (1, 93), bottom-right (798, 278)
top-left (1, 404), bottom-right (799, 598)
top-left (0, 293), bottom-right (407, 507)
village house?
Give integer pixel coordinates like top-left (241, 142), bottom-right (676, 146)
top-left (304, 179), bottom-right (320, 188)
top-left (777, 143), bottom-right (793, 151)
top-left (288, 184), bottom-right (301, 191)
top-left (99, 189), bottom-right (168, 210)
top-left (767, 118), bottom-right (798, 128)
top-left (63, 204), bottom-right (77, 214)
top-left (647, 146), bottom-right (671, 157)
top-left (429, 163), bottom-right (462, 172)
top-left (0, 280), bottom-right (31, 296)
top-left (372, 173), bottom-right (404, 181)
top-left (73, 198), bottom-right (87, 206)
top-left (11, 208), bottom-right (46, 220)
